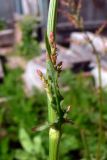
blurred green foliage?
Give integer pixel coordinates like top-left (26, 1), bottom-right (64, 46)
top-left (0, 19), bottom-right (6, 31)
top-left (16, 16), bottom-right (40, 59)
top-left (0, 68), bottom-right (107, 160)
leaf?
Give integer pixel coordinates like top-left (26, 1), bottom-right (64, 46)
top-left (15, 150), bottom-right (37, 160)
top-left (33, 135), bottom-right (46, 158)
top-left (19, 128), bottom-right (34, 154)
top-left (33, 136), bottom-right (43, 154)
top-left (15, 150), bottom-right (31, 160)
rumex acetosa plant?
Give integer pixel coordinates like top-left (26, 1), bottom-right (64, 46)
top-left (37, 0), bottom-right (71, 160)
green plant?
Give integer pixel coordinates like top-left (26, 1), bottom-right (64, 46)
top-left (46, 1), bottom-right (69, 159)
top-left (1, 65), bottom-right (107, 159)
top-left (37, 1), bottom-right (72, 160)
top-left (46, 2), bottom-right (63, 159)
top-left (1, 1), bottom-right (107, 159)
top-left (15, 128), bottom-right (47, 160)
top-left (17, 16), bottom-right (40, 58)
top-left (0, 67), bottom-right (47, 160)
top-left (0, 19), bottom-right (6, 31)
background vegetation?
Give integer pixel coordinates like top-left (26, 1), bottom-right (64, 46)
top-left (15, 16), bottom-right (40, 59)
top-left (1, 66), bottom-right (107, 160)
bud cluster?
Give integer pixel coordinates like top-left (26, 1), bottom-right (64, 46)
top-left (49, 32), bottom-right (63, 74)
top-left (36, 31), bottom-right (72, 128)
top-left (36, 69), bottom-right (48, 89)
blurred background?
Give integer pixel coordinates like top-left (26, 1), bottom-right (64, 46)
top-left (1, 0), bottom-right (107, 159)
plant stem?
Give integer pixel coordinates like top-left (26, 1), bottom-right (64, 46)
top-left (48, 97), bottom-right (61, 160)
top-left (80, 129), bottom-right (91, 160)
top-left (46, 0), bottom-right (62, 160)
top-left (89, 41), bottom-right (103, 160)
top-left (96, 54), bottom-right (103, 160)
top-left (49, 128), bottom-right (61, 160)
top-left (85, 34), bottom-right (103, 160)
top-left (47, 0), bottom-right (58, 40)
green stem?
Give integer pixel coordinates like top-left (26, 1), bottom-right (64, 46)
top-left (49, 128), bottom-right (61, 160)
top-left (46, 0), bottom-right (61, 160)
top-left (47, 0), bottom-right (58, 124)
top-left (80, 129), bottom-right (91, 160)
top-left (85, 34), bottom-right (103, 159)
top-left (47, 0), bottom-right (58, 39)
top-left (96, 54), bottom-right (103, 160)
top-left (85, 34), bottom-right (104, 159)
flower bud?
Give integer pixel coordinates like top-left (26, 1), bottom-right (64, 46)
top-left (49, 32), bottom-right (54, 44)
top-left (51, 54), bottom-right (57, 65)
top-left (57, 61), bottom-right (63, 67)
top-left (66, 106), bottom-right (71, 113)
top-left (36, 70), bottom-right (43, 79)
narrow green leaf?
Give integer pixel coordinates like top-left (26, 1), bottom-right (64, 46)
top-left (19, 128), bottom-right (34, 154)
top-left (33, 136), bottom-right (42, 154)
top-left (15, 150), bottom-right (31, 160)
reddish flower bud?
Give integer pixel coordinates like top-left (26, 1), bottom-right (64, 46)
top-left (36, 69), bottom-right (43, 78)
top-left (49, 32), bottom-right (54, 44)
top-left (51, 54), bottom-right (57, 65)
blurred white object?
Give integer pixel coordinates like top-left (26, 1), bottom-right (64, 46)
top-left (90, 63), bottom-right (107, 89)
top-left (70, 32), bottom-right (107, 54)
top-left (23, 59), bottom-right (46, 95)
top-left (22, 0), bottom-right (39, 16)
